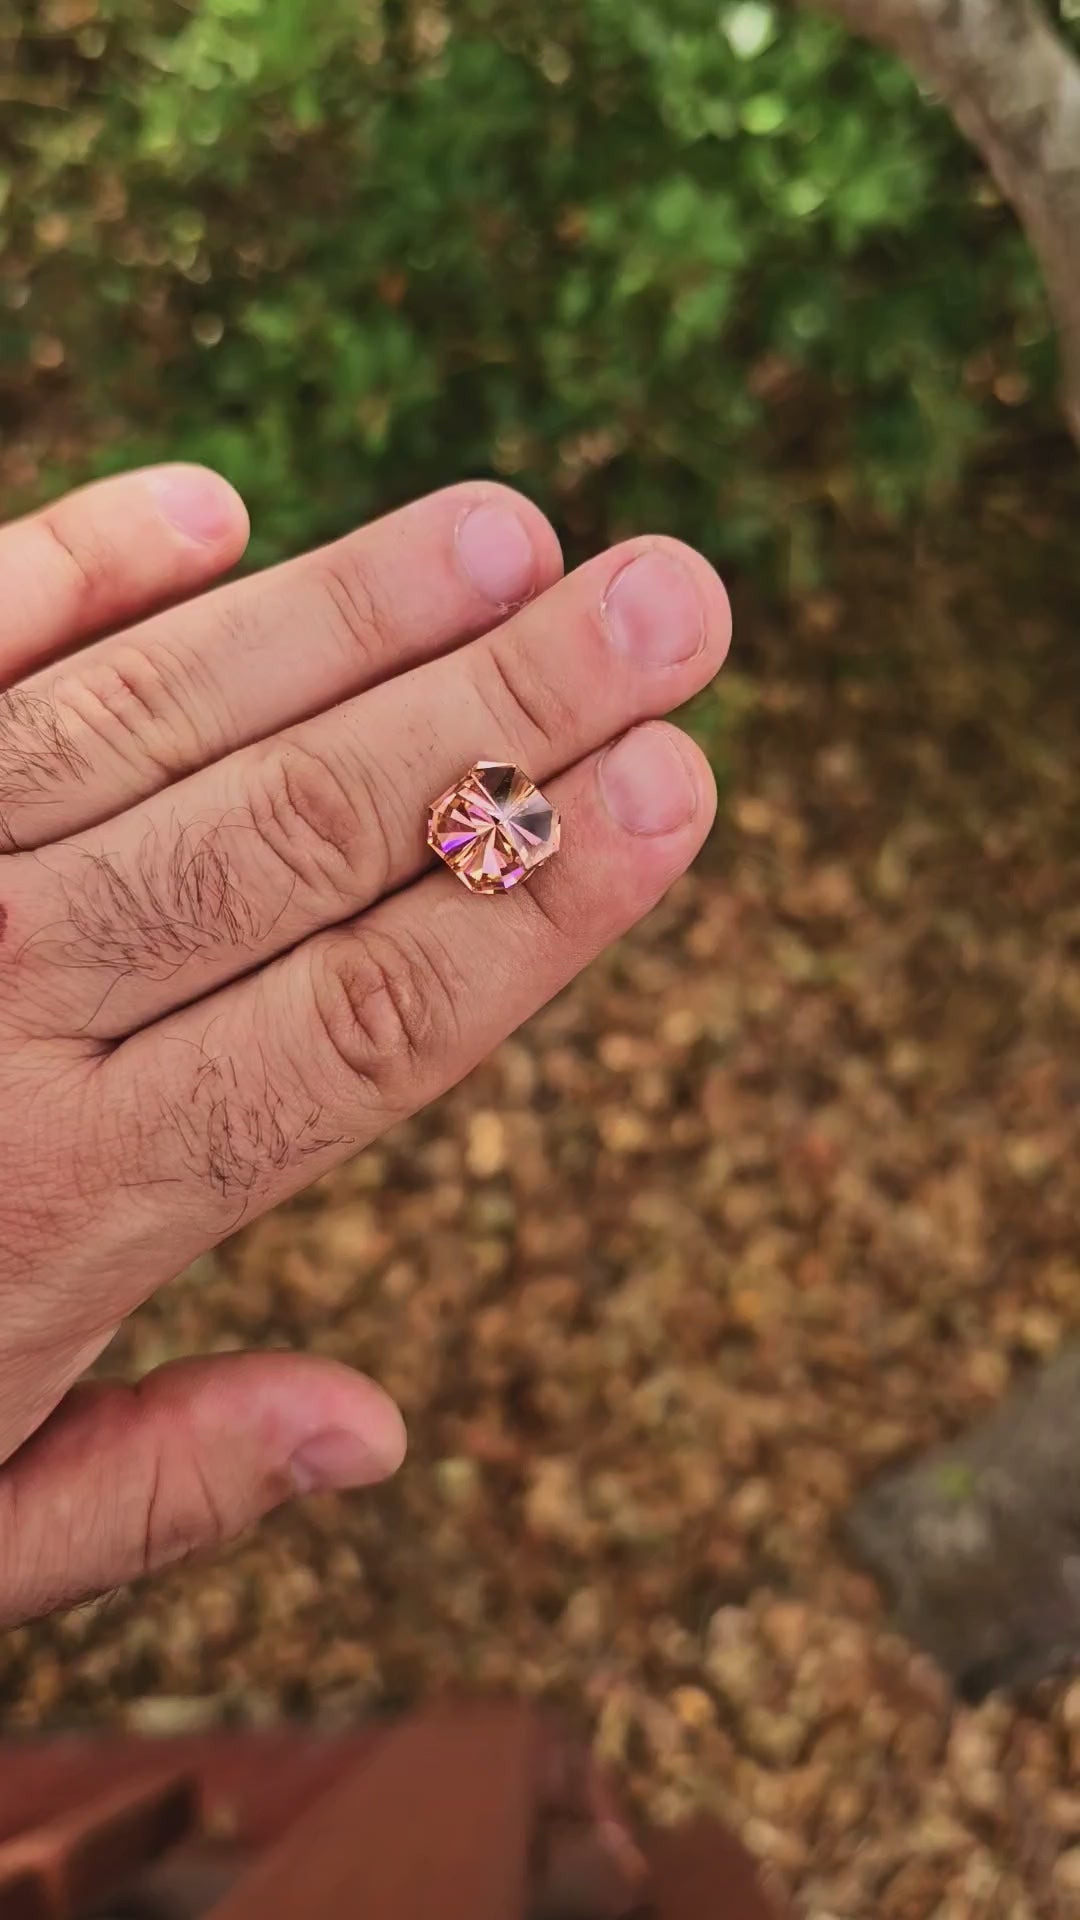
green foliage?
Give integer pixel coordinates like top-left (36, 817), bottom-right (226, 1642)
top-left (0, 0), bottom-right (1057, 569)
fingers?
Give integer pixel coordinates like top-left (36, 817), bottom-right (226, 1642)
top-left (86, 724), bottom-right (715, 1290)
top-left (0, 1353), bottom-right (405, 1629)
top-left (4, 483), bottom-right (561, 847)
top-left (0, 467), bottom-right (249, 686)
top-left (16, 539), bottom-right (729, 1040)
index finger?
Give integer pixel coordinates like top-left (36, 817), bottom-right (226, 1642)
top-left (0, 466), bottom-right (250, 683)
top-left (5, 482), bottom-right (562, 847)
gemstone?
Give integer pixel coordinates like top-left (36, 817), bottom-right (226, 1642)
top-left (428, 762), bottom-right (561, 894)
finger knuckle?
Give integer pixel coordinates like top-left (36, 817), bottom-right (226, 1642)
top-left (59, 642), bottom-right (205, 784)
top-left (249, 739), bottom-right (391, 905)
top-left (311, 926), bottom-right (457, 1107)
top-left (312, 540), bottom-right (397, 668)
top-left (480, 634), bottom-right (576, 761)
top-left (140, 1428), bottom-right (229, 1572)
top-left (38, 510), bottom-right (113, 611)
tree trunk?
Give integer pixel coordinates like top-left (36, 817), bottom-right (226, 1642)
top-left (809, 0), bottom-right (1080, 444)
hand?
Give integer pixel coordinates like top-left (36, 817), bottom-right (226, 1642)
top-left (0, 467), bottom-right (729, 1624)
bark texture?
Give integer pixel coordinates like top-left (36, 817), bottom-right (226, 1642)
top-left (811, 0), bottom-right (1080, 441)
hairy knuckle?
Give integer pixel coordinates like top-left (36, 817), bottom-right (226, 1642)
top-left (314, 543), bottom-right (396, 667)
top-left (0, 689), bottom-right (87, 822)
top-left (311, 928), bottom-right (448, 1103)
top-left (249, 740), bottom-right (390, 903)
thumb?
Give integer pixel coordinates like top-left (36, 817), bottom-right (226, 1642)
top-left (0, 1352), bottom-right (406, 1628)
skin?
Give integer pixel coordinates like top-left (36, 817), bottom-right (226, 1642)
top-left (0, 464), bottom-right (731, 1627)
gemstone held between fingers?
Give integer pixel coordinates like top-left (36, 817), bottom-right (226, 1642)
top-left (428, 762), bottom-right (560, 894)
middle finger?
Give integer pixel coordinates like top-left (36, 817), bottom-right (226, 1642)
top-left (15, 538), bottom-right (730, 1040)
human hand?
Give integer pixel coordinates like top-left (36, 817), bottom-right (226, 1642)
top-left (0, 468), bottom-right (729, 1624)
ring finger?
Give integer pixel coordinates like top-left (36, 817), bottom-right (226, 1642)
top-left (0, 466), bottom-right (249, 688)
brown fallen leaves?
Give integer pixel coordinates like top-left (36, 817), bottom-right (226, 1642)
top-left (4, 483), bottom-right (1080, 1918)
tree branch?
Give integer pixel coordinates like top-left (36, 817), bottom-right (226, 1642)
top-left (808, 0), bottom-right (1080, 443)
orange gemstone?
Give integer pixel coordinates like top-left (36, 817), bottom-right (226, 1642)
top-left (428, 762), bottom-right (561, 894)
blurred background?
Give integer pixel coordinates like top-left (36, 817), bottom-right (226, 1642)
top-left (3, 2), bottom-right (1080, 1913)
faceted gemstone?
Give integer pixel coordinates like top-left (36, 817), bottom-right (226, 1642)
top-left (428, 762), bottom-right (561, 894)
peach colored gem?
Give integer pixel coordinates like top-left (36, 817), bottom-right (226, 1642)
top-left (428, 762), bottom-right (561, 894)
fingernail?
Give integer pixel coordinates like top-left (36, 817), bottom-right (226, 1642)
top-left (456, 501), bottom-right (537, 607)
top-left (290, 1423), bottom-right (404, 1493)
top-left (599, 726), bottom-right (699, 836)
top-left (147, 465), bottom-right (244, 545)
top-left (602, 549), bottom-right (704, 667)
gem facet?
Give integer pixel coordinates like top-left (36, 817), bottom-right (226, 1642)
top-left (428, 762), bottom-right (561, 894)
